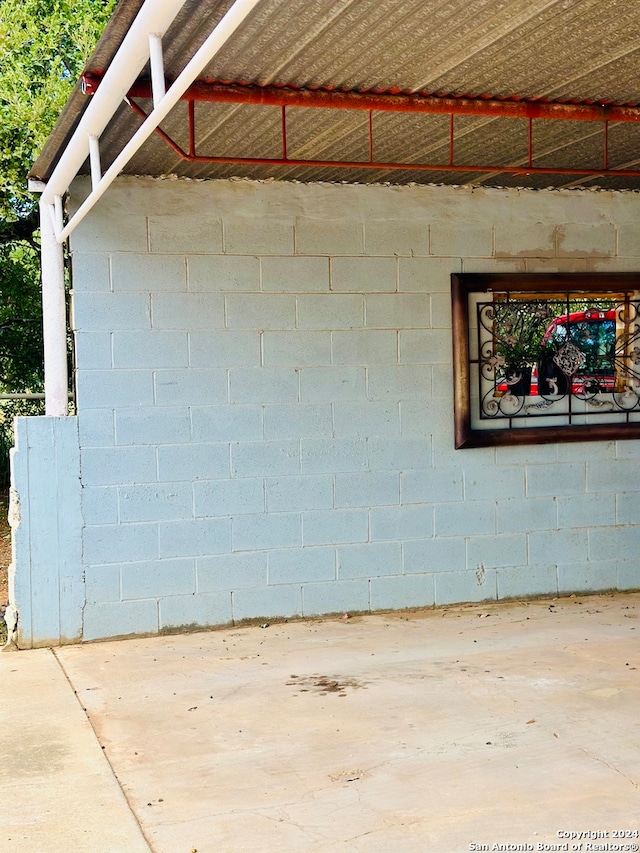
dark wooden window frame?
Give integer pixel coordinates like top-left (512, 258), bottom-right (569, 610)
top-left (451, 272), bottom-right (640, 449)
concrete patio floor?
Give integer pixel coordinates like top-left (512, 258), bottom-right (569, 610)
top-left (2, 592), bottom-right (640, 853)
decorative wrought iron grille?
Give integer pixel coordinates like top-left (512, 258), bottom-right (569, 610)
top-left (451, 273), bottom-right (640, 448)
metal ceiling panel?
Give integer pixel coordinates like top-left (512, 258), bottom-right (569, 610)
top-left (179, 0), bottom-right (640, 103)
top-left (453, 116), bottom-right (530, 168)
top-left (31, 0), bottom-right (640, 191)
top-left (285, 108), bottom-right (371, 162)
top-left (371, 113), bottom-right (451, 165)
top-left (195, 103), bottom-right (282, 159)
top-left (531, 121), bottom-right (605, 170)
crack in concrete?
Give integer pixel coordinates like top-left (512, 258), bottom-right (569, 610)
top-left (576, 745), bottom-right (640, 790)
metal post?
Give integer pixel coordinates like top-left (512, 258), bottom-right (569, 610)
top-left (40, 199), bottom-right (68, 416)
top-left (149, 33), bottom-right (166, 107)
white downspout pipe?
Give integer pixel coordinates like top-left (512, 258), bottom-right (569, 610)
top-left (39, 199), bottom-right (68, 416)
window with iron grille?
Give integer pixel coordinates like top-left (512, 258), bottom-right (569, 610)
top-left (451, 273), bottom-right (640, 448)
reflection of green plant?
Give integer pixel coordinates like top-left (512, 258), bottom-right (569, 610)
top-left (494, 301), bottom-right (554, 366)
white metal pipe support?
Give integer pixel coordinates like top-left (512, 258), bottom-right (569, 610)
top-left (54, 0), bottom-right (263, 243)
top-left (89, 135), bottom-right (102, 191)
top-left (53, 194), bottom-right (64, 234)
top-left (39, 199), bottom-right (68, 416)
top-left (149, 33), bottom-right (166, 107)
top-left (41, 0), bottom-right (189, 209)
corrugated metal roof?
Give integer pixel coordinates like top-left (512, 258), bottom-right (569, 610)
top-left (31, 0), bottom-right (640, 190)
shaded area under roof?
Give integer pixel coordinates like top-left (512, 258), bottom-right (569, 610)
top-left (31, 0), bottom-right (640, 191)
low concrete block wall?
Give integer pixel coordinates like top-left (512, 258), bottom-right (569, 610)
top-left (9, 416), bottom-right (83, 648)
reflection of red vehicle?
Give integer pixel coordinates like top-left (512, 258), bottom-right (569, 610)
top-left (499, 308), bottom-right (617, 396)
top-left (536, 307), bottom-right (617, 395)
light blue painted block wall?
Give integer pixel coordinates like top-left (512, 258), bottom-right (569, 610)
top-left (52, 175), bottom-right (640, 641)
top-left (10, 416), bottom-right (83, 647)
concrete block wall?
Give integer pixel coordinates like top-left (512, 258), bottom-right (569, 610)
top-left (9, 417), bottom-right (84, 647)
top-left (66, 176), bottom-right (640, 641)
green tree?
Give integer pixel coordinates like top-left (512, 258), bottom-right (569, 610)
top-left (0, 0), bottom-right (116, 229)
top-left (0, 0), bottom-right (115, 482)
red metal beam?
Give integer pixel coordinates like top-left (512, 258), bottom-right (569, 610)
top-left (124, 93), bottom-right (640, 178)
top-left (84, 75), bottom-right (640, 123)
top-left (93, 77), bottom-right (640, 179)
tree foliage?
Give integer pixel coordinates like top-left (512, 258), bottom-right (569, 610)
top-left (0, 0), bottom-right (116, 381)
top-left (0, 0), bottom-right (116, 231)
top-left (0, 243), bottom-right (43, 390)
